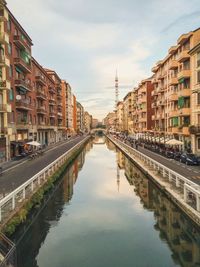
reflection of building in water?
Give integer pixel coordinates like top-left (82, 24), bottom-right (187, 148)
top-left (117, 150), bottom-right (125, 169)
top-left (123, 155), bottom-right (200, 267)
top-left (85, 141), bottom-right (93, 152)
top-left (106, 139), bottom-right (116, 151)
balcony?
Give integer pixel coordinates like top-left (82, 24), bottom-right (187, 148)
top-left (168, 60), bottom-right (178, 70)
top-left (177, 33), bottom-right (191, 45)
top-left (0, 104), bottom-right (11, 112)
top-left (13, 35), bottom-right (30, 50)
top-left (177, 69), bottom-right (191, 80)
top-left (157, 100), bottom-right (165, 106)
top-left (57, 112), bottom-right (63, 118)
top-left (151, 89), bottom-right (159, 96)
top-left (169, 77), bottom-right (178, 85)
top-left (178, 108), bottom-right (190, 116)
top-left (16, 100), bottom-right (32, 111)
top-left (36, 91), bottom-right (46, 100)
top-left (15, 79), bottom-right (32, 92)
top-left (16, 121), bottom-right (30, 129)
top-left (0, 127), bottom-right (7, 135)
top-left (0, 80), bottom-right (10, 90)
top-left (49, 86), bottom-right (56, 94)
top-left (0, 8), bottom-right (7, 22)
top-left (171, 127), bottom-right (179, 134)
top-left (49, 111), bottom-right (56, 118)
top-left (49, 98), bottom-right (56, 105)
top-left (168, 45), bottom-right (178, 55)
top-left (0, 54), bottom-right (9, 67)
top-left (177, 88), bottom-right (190, 97)
top-left (151, 102), bottom-right (157, 108)
top-left (37, 106), bottom-right (46, 114)
top-left (0, 32), bottom-right (9, 44)
top-left (152, 77), bottom-right (158, 84)
top-left (177, 50), bottom-right (190, 63)
top-left (182, 127), bottom-right (190, 135)
top-left (169, 110), bottom-right (178, 117)
top-left (157, 113), bottom-right (165, 119)
top-left (57, 101), bottom-right (62, 107)
top-left (189, 125), bottom-right (200, 134)
top-left (168, 93), bottom-right (178, 102)
top-left (14, 57), bottom-right (31, 73)
top-left (35, 75), bottom-right (46, 86)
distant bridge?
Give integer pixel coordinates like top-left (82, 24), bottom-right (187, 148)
top-left (90, 128), bottom-right (107, 134)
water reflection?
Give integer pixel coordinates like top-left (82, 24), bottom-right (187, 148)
top-left (13, 138), bottom-right (200, 267)
top-left (116, 149), bottom-right (200, 267)
top-left (13, 142), bottom-right (93, 267)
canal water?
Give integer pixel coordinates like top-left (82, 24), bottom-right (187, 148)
top-left (13, 136), bottom-right (200, 267)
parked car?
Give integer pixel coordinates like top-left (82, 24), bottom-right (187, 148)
top-left (174, 152), bottom-right (181, 161)
top-left (180, 153), bottom-right (199, 165)
top-left (165, 150), bottom-right (174, 159)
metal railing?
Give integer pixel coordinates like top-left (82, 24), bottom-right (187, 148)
top-left (0, 136), bottom-right (89, 224)
top-left (109, 136), bottom-right (200, 213)
top-left (0, 233), bottom-right (16, 267)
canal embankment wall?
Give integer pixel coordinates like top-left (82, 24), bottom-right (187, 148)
top-left (107, 135), bottom-right (200, 227)
top-left (0, 136), bottom-right (90, 236)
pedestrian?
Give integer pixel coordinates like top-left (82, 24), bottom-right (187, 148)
top-left (135, 141), bottom-right (138, 150)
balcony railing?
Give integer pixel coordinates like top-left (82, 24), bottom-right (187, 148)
top-left (15, 79), bottom-right (32, 92)
top-left (35, 75), bottom-right (46, 86)
top-left (189, 125), bottom-right (200, 134)
top-left (37, 106), bottom-right (46, 114)
top-left (16, 100), bottom-right (32, 110)
top-left (13, 35), bottom-right (30, 50)
top-left (36, 91), bottom-right (46, 100)
top-left (14, 57), bottom-right (31, 73)
top-left (0, 80), bottom-right (10, 90)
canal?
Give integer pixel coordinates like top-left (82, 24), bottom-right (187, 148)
top-left (12, 136), bottom-right (200, 267)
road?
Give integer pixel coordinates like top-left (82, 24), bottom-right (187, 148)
top-left (0, 136), bottom-right (87, 196)
top-left (136, 145), bottom-right (200, 184)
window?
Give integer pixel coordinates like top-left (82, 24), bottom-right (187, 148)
top-left (7, 19), bottom-right (11, 32)
top-left (9, 88), bottom-right (14, 101)
top-left (198, 138), bottom-right (200, 150)
top-left (197, 52), bottom-right (200, 68)
top-left (197, 93), bottom-right (200, 105)
top-left (8, 111), bottom-right (15, 123)
top-left (8, 43), bottom-right (12, 55)
top-left (9, 66), bottom-right (13, 78)
top-left (197, 70), bottom-right (200, 84)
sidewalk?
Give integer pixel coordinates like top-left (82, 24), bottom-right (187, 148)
top-left (0, 136), bottom-right (79, 174)
top-left (116, 138), bottom-right (200, 184)
top-left (0, 135), bottom-right (87, 197)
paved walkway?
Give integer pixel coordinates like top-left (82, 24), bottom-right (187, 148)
top-left (0, 136), bottom-right (87, 197)
top-left (121, 140), bottom-right (200, 185)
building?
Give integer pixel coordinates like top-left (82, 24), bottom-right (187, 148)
top-left (72, 95), bottom-right (77, 133)
top-left (123, 92), bottom-right (134, 134)
top-left (45, 69), bottom-right (66, 142)
top-left (116, 101), bottom-right (124, 132)
top-left (84, 111), bottom-right (92, 133)
top-left (103, 112), bottom-right (116, 130)
top-left (76, 101), bottom-right (84, 133)
top-left (189, 43), bottom-right (200, 155)
top-left (92, 118), bottom-right (98, 128)
top-left (151, 28), bottom-right (200, 150)
top-left (62, 81), bottom-right (73, 136)
top-left (134, 78), bottom-right (154, 133)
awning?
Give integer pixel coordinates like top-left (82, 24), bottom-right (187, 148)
top-left (178, 78), bottom-right (185, 84)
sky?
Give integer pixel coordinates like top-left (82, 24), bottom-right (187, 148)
top-left (8, 0), bottom-right (200, 120)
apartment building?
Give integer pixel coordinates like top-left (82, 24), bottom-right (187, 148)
top-left (84, 111), bottom-right (92, 133)
top-left (92, 118), bottom-right (98, 128)
top-left (103, 112), bottom-right (116, 129)
top-left (116, 101), bottom-right (124, 132)
top-left (0, 1), bottom-right (11, 161)
top-left (123, 91), bottom-right (134, 134)
top-left (151, 28), bottom-right (200, 150)
top-left (189, 43), bottom-right (200, 155)
top-left (62, 81), bottom-right (73, 135)
top-left (72, 95), bottom-right (77, 133)
top-left (134, 79), bottom-right (153, 133)
top-left (76, 101), bottom-right (84, 133)
top-left (45, 69), bottom-right (65, 142)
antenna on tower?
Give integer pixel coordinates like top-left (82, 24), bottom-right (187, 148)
top-left (115, 69), bottom-right (119, 110)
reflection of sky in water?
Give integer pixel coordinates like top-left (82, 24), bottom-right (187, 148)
top-left (35, 141), bottom-right (178, 267)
